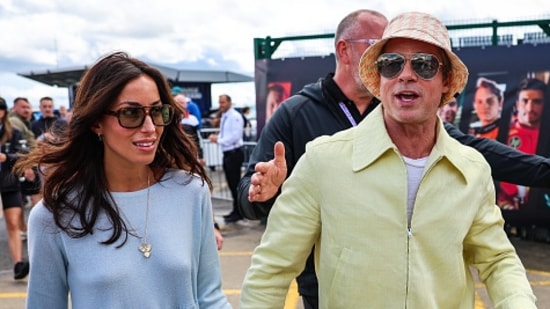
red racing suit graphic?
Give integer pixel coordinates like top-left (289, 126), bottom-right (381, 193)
top-left (497, 122), bottom-right (540, 210)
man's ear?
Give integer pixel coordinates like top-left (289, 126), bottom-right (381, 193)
top-left (336, 40), bottom-right (352, 65)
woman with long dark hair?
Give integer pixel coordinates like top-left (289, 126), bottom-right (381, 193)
top-left (17, 52), bottom-right (231, 308)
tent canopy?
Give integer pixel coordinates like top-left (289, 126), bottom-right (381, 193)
top-left (17, 64), bottom-right (253, 88)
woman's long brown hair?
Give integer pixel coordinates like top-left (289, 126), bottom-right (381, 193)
top-left (15, 52), bottom-right (212, 246)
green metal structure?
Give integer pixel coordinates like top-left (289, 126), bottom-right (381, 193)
top-left (254, 18), bottom-right (550, 60)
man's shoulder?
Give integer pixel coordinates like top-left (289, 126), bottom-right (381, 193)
top-left (9, 114), bottom-right (24, 125)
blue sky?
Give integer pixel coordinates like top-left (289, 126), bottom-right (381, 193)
top-left (0, 0), bottom-right (548, 109)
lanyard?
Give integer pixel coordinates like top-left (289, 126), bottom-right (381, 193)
top-left (338, 102), bottom-right (357, 127)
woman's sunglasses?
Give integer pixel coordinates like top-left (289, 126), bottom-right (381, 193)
top-left (376, 52), bottom-right (443, 80)
top-left (105, 104), bottom-right (174, 129)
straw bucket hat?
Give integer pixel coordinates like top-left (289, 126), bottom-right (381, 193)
top-left (358, 11), bottom-right (469, 105)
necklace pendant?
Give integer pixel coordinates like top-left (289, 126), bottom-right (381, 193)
top-left (139, 243), bottom-right (152, 258)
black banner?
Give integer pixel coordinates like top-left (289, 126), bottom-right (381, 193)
top-left (255, 43), bottom-right (550, 225)
top-left (255, 55), bottom-right (335, 133)
top-left (454, 44), bottom-right (550, 226)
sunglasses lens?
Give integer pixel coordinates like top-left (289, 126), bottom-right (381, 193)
top-left (377, 53), bottom-right (406, 79)
top-left (411, 53), bottom-right (440, 80)
top-left (119, 108), bottom-right (145, 128)
top-left (377, 53), bottom-right (441, 80)
top-left (150, 105), bottom-right (173, 126)
top-left (114, 105), bottom-right (173, 128)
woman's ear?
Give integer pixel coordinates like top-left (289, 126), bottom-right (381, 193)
top-left (91, 123), bottom-right (101, 136)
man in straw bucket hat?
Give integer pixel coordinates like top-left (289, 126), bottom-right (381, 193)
top-left (240, 12), bottom-right (536, 308)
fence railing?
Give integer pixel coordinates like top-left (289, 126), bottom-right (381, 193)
top-left (199, 128), bottom-right (257, 200)
top-left (254, 17), bottom-right (550, 60)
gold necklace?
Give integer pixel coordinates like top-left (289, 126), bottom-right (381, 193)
top-left (117, 174), bottom-right (152, 258)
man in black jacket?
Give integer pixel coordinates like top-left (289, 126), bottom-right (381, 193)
top-left (31, 96), bottom-right (67, 142)
top-left (237, 9), bottom-right (550, 309)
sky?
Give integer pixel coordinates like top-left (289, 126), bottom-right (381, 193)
top-left (0, 0), bottom-right (549, 110)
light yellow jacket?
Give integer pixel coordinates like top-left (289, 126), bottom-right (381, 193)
top-left (240, 105), bottom-right (536, 309)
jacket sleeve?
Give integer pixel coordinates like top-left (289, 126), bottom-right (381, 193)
top-left (6, 128), bottom-right (24, 164)
top-left (464, 172), bottom-right (537, 308)
top-left (444, 122), bottom-right (550, 187)
top-left (240, 145), bottom-right (321, 308)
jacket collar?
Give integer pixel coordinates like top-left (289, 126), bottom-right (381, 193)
top-left (352, 104), bottom-right (469, 183)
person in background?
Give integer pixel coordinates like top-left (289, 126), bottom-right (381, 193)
top-left (31, 96), bottom-right (68, 143)
top-left (64, 107), bottom-right (74, 123)
top-left (174, 93), bottom-right (224, 249)
top-left (498, 77), bottom-right (547, 209)
top-left (9, 97), bottom-right (36, 150)
top-left (171, 86), bottom-right (202, 129)
top-left (9, 97), bottom-right (41, 240)
top-left (241, 106), bottom-right (253, 141)
top-left (58, 105), bottom-right (68, 121)
top-left (174, 93), bottom-right (203, 163)
top-left (240, 11), bottom-right (536, 308)
top-left (237, 8), bottom-right (550, 309)
top-left (209, 94), bottom-right (244, 223)
top-left (438, 95), bottom-right (459, 124)
top-left (469, 77), bottom-right (503, 139)
top-left (0, 96), bottom-right (29, 280)
top-left (17, 51), bottom-right (231, 308)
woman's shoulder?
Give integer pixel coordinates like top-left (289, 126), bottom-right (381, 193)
top-left (28, 201), bottom-right (56, 229)
top-left (156, 170), bottom-right (211, 207)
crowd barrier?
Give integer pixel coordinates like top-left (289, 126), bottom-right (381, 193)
top-left (199, 128), bottom-right (256, 200)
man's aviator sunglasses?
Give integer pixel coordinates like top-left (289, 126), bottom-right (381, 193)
top-left (105, 104), bottom-right (174, 129)
top-left (376, 53), bottom-right (443, 80)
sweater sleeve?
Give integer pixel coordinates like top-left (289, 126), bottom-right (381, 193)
top-left (196, 188), bottom-right (232, 308)
top-left (26, 202), bottom-right (70, 309)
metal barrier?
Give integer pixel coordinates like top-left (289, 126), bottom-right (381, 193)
top-left (523, 31), bottom-right (550, 45)
top-left (199, 128), bottom-right (257, 200)
top-left (458, 34), bottom-right (514, 48)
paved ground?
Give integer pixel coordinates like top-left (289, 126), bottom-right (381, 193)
top-left (1, 198), bottom-right (549, 308)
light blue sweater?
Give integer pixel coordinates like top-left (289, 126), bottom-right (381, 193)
top-left (26, 169), bottom-right (231, 309)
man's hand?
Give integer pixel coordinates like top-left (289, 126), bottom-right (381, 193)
top-left (208, 134), bottom-right (218, 143)
top-left (248, 141), bottom-right (287, 202)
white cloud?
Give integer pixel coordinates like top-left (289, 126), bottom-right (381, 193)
top-left (0, 0), bottom-right (549, 108)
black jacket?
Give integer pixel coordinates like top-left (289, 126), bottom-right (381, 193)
top-left (236, 73), bottom-right (550, 297)
top-left (0, 126), bottom-right (25, 192)
top-left (31, 116), bottom-right (68, 138)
